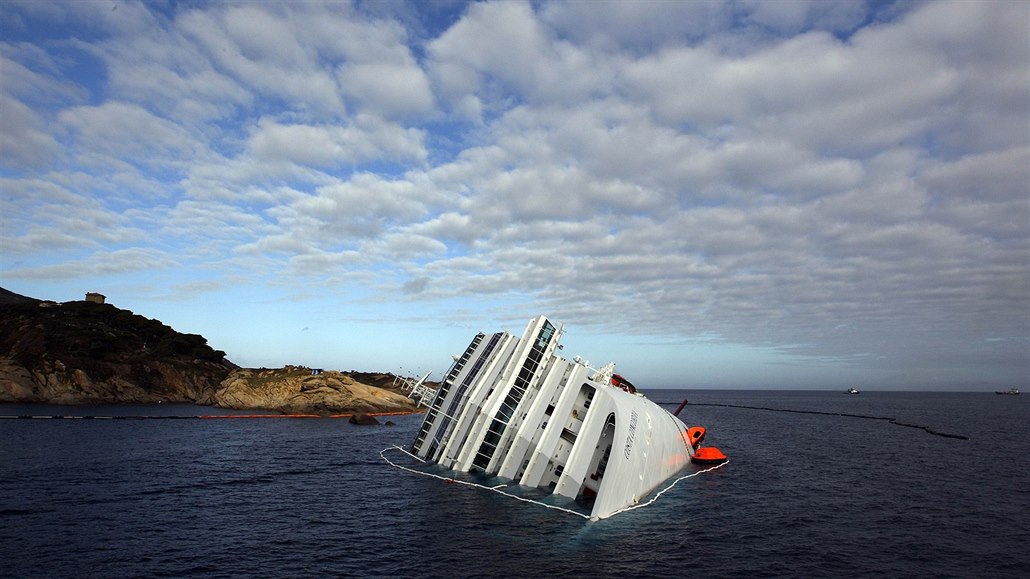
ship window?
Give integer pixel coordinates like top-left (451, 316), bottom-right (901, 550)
top-left (545, 404), bottom-right (554, 415)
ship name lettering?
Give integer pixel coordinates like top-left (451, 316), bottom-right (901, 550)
top-left (624, 410), bottom-right (638, 460)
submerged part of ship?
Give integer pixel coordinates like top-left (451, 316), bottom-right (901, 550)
top-left (409, 315), bottom-right (725, 520)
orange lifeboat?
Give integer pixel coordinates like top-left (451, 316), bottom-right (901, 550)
top-left (691, 447), bottom-right (728, 465)
top-left (686, 426), bottom-right (706, 450)
top-left (611, 373), bottom-right (637, 393)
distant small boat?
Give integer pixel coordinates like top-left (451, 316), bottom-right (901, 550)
top-left (846, 387), bottom-right (860, 395)
top-left (995, 388), bottom-right (1021, 395)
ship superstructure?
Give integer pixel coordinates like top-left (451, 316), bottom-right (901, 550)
top-left (410, 315), bottom-right (698, 519)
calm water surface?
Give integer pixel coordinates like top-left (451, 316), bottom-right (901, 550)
top-left (1, 391), bottom-right (1028, 577)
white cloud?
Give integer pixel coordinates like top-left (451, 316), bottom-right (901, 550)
top-left (0, 94), bottom-right (61, 169)
top-left (337, 62), bottom-right (435, 118)
top-left (369, 232), bottom-right (448, 261)
top-left (541, 0), bottom-right (730, 50)
top-left (429, 1), bottom-right (545, 95)
top-left (105, 47), bottom-right (253, 124)
top-left (175, 7), bottom-right (345, 117)
top-left (427, 0), bottom-right (611, 106)
top-left (0, 46), bottom-right (87, 104)
top-left (246, 116), bottom-right (427, 168)
top-left (542, 0), bottom-right (870, 51)
top-left (57, 101), bottom-right (205, 167)
top-left (4, 248), bottom-right (175, 280)
top-left (1, 0), bottom-right (158, 36)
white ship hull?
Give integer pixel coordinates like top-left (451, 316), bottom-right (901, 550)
top-left (411, 315), bottom-right (695, 520)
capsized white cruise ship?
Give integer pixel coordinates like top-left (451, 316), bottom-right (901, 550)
top-left (410, 315), bottom-right (709, 520)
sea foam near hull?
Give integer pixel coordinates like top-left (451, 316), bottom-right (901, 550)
top-left (410, 315), bottom-right (696, 519)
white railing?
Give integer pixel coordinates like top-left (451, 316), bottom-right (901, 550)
top-left (396, 370), bottom-right (435, 407)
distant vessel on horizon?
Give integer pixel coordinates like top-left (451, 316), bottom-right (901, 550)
top-left (995, 388), bottom-right (1020, 395)
top-left (846, 387), bottom-right (860, 394)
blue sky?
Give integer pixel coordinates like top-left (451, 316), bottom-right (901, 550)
top-left (1, 0), bottom-right (1027, 391)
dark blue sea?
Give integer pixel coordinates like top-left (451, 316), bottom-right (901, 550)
top-left (2, 390), bottom-right (1028, 578)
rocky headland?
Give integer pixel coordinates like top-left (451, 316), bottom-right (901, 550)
top-left (0, 287), bottom-right (424, 414)
top-left (215, 366), bottom-right (418, 414)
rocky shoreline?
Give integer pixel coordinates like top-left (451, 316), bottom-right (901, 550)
top-left (0, 361), bottom-right (423, 415)
top-left (215, 366), bottom-right (420, 415)
top-left (0, 288), bottom-right (428, 415)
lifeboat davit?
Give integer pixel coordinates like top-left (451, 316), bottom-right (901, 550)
top-left (691, 447), bottom-right (728, 465)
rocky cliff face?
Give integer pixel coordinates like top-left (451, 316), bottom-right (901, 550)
top-left (0, 357), bottom-right (224, 405)
top-left (0, 288), bottom-right (423, 413)
top-left (0, 290), bottom-right (233, 404)
top-left (215, 367), bottom-right (418, 414)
